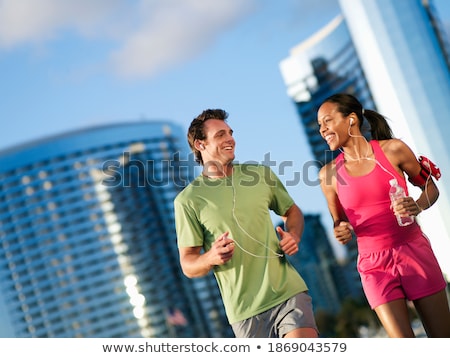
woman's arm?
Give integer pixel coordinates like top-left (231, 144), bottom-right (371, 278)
top-left (382, 139), bottom-right (439, 215)
top-left (319, 163), bottom-right (353, 244)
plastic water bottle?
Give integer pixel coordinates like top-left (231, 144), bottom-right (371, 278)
top-left (389, 179), bottom-right (414, 226)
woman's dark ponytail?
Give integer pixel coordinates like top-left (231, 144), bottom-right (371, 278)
top-left (322, 93), bottom-right (394, 140)
top-left (363, 109), bottom-right (393, 140)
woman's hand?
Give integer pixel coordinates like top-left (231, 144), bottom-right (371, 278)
top-left (334, 221), bottom-right (353, 245)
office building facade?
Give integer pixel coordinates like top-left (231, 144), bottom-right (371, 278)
top-left (279, 15), bottom-right (376, 168)
top-left (0, 122), bottom-right (232, 338)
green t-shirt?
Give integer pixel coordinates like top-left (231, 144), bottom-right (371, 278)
top-left (174, 164), bottom-right (308, 324)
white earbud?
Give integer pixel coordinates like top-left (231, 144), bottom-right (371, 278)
top-left (200, 144), bottom-right (205, 149)
top-left (350, 117), bottom-right (354, 125)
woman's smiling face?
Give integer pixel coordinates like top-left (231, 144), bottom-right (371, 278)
top-left (318, 101), bottom-right (349, 151)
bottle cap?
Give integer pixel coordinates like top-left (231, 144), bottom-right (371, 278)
top-left (389, 178), bottom-right (398, 186)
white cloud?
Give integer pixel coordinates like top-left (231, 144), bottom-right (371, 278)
top-left (110, 0), bottom-right (256, 79)
top-left (0, 0), bottom-right (125, 47)
top-left (0, 0), bottom-right (256, 79)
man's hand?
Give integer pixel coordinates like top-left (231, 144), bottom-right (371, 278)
top-left (276, 226), bottom-right (299, 256)
top-left (209, 232), bottom-right (235, 265)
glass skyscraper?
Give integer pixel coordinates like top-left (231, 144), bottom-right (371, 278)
top-left (280, 0), bottom-right (450, 278)
top-left (0, 121), bottom-right (232, 338)
top-left (279, 15), bottom-right (375, 168)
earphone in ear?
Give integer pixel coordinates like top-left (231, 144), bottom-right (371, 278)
top-left (200, 144), bottom-right (205, 149)
top-left (350, 117), bottom-right (354, 125)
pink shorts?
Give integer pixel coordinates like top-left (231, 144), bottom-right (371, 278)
top-left (357, 234), bottom-right (447, 309)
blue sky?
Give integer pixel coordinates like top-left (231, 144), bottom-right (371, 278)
top-left (1, 0), bottom-right (449, 256)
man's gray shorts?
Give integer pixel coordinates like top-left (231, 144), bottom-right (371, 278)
top-left (231, 291), bottom-right (318, 338)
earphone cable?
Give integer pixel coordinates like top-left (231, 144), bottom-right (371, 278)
top-left (229, 168), bottom-right (283, 259)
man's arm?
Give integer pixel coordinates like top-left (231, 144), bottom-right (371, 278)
top-left (283, 203), bottom-right (304, 239)
top-left (179, 232), bottom-right (235, 278)
top-left (276, 204), bottom-right (304, 256)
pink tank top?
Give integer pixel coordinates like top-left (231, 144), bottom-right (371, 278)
top-left (336, 140), bottom-right (422, 253)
